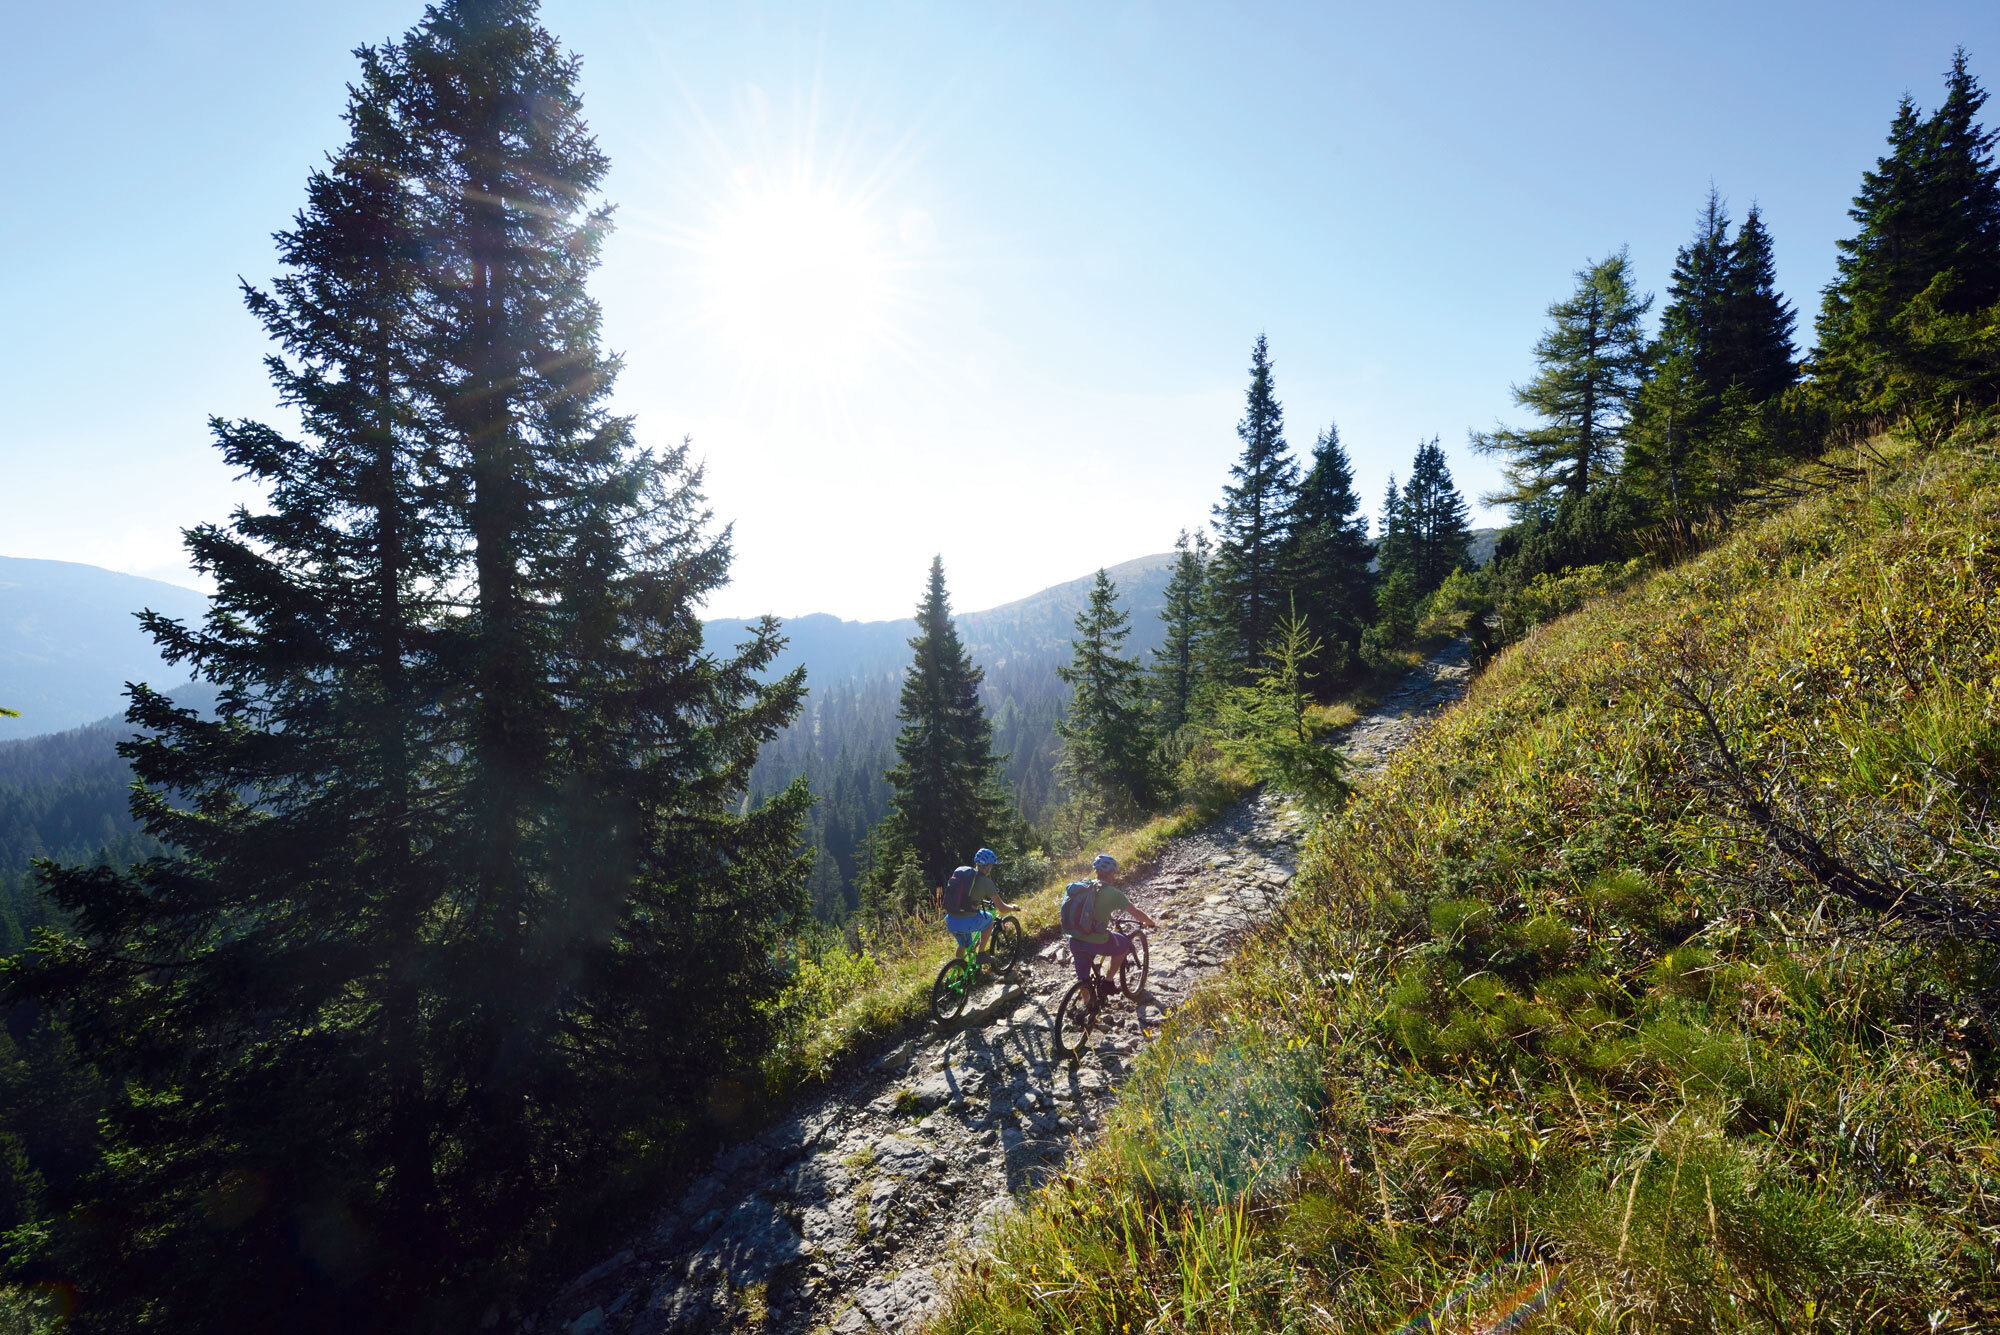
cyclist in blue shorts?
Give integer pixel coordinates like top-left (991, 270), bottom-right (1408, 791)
top-left (939, 847), bottom-right (1019, 953)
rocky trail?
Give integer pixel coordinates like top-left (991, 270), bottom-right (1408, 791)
top-left (532, 644), bottom-right (1471, 1335)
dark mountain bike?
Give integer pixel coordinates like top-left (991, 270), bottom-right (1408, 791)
top-left (929, 901), bottom-right (1023, 1024)
top-left (1053, 914), bottom-right (1149, 1068)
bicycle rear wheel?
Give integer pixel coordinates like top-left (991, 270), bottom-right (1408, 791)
top-left (984, 916), bottom-right (1023, 976)
top-left (1053, 977), bottom-right (1101, 1068)
top-left (930, 955), bottom-right (973, 1024)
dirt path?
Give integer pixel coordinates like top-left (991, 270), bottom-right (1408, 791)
top-left (530, 644), bottom-right (1470, 1335)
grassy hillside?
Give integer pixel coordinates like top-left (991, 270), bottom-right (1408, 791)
top-left (933, 429), bottom-right (2000, 1333)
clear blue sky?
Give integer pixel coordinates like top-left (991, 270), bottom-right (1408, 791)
top-left (2, 2), bottom-right (1992, 620)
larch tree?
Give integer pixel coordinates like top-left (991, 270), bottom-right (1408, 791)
top-left (1056, 569), bottom-right (1158, 820)
top-left (1474, 250), bottom-right (1652, 508)
top-left (3, 2), bottom-right (810, 1327)
top-left (1209, 334), bottom-right (1299, 677)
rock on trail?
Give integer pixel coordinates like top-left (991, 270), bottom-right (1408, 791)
top-left (529, 644), bottom-right (1469, 1335)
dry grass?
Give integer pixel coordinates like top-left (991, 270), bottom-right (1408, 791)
top-left (930, 425), bottom-right (2000, 1334)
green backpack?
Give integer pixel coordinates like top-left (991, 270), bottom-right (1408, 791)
top-left (1060, 880), bottom-right (1101, 937)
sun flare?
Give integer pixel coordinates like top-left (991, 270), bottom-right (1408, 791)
top-left (700, 176), bottom-right (895, 384)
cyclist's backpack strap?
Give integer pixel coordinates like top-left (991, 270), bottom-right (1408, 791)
top-left (941, 865), bottom-right (977, 916)
top-left (1059, 880), bottom-right (1100, 937)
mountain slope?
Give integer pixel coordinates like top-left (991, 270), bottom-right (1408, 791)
top-left (0, 553), bottom-right (1178, 932)
top-left (717, 554), bottom-right (1178, 914)
top-left (0, 557), bottom-right (209, 739)
top-left (936, 430), bottom-right (2000, 1332)
top-left (701, 552), bottom-right (1177, 685)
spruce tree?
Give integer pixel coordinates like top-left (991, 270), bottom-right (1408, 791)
top-left (1367, 474), bottom-right (1418, 652)
top-left (1661, 189), bottom-right (1735, 407)
top-left (1628, 194), bottom-right (1767, 530)
top-left (1210, 334), bottom-right (1299, 676)
top-left (1717, 206), bottom-right (1798, 401)
top-left (1151, 530), bottom-right (1210, 732)
top-left (1375, 474), bottom-right (1404, 575)
top-left (1629, 195), bottom-right (1798, 533)
top-left (876, 558), bottom-right (1007, 887)
top-left (1474, 250), bottom-right (1652, 507)
top-left (1624, 344), bottom-right (1718, 541)
top-left (1815, 50), bottom-right (2000, 417)
top-left (3, 4), bottom-right (809, 1327)
top-left (1396, 438), bottom-right (1474, 592)
top-left (1287, 423), bottom-right (1375, 677)
top-left (1057, 570), bottom-right (1158, 820)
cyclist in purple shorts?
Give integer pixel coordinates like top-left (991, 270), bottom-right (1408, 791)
top-left (1063, 853), bottom-right (1155, 994)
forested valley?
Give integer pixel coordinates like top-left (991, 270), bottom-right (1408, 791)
top-left (3, 2), bottom-right (1999, 1331)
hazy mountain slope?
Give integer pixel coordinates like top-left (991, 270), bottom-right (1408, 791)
top-left (0, 681), bottom-right (223, 951)
top-left (1466, 525), bottom-right (1502, 569)
top-left (701, 552), bottom-right (1176, 686)
top-left (0, 556), bottom-right (209, 739)
top-left (0, 552), bottom-right (1178, 932)
top-left (712, 553), bottom-right (1176, 916)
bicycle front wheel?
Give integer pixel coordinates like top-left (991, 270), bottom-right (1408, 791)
top-left (931, 955), bottom-right (974, 1024)
top-left (1053, 978), bottom-right (1100, 1068)
top-left (984, 916), bottom-right (1023, 976)
top-left (1120, 926), bottom-right (1149, 1000)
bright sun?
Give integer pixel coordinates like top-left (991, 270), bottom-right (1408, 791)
top-left (700, 176), bottom-right (895, 385)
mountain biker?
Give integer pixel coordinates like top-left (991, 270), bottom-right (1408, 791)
top-left (940, 847), bottom-right (1019, 954)
top-left (1065, 853), bottom-right (1156, 995)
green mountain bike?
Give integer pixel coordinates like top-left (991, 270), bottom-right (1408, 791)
top-left (929, 902), bottom-right (1023, 1024)
top-left (1053, 915), bottom-right (1149, 1068)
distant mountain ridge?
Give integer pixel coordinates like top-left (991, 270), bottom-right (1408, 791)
top-left (1, 552), bottom-right (1180, 744)
top-left (0, 556), bottom-right (209, 739)
top-left (0, 551), bottom-right (1183, 929)
top-left (701, 551), bottom-right (1179, 682)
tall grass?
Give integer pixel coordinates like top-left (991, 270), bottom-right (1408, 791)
top-left (932, 426), bottom-right (2000, 1334)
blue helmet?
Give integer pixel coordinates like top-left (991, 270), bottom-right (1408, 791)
top-left (974, 848), bottom-right (998, 865)
top-left (1092, 853), bottom-right (1118, 874)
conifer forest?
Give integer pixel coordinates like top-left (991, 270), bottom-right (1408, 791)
top-left (5, 4), bottom-right (2000, 1332)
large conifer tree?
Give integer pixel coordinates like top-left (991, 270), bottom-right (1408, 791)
top-left (1057, 570), bottom-right (1158, 820)
top-left (1627, 194), bottom-right (1799, 536)
top-left (877, 558), bottom-right (1007, 886)
top-left (1474, 250), bottom-right (1652, 508)
top-left (5, 4), bottom-right (808, 1327)
top-left (1814, 50), bottom-right (2000, 418)
top-left (1286, 423), bottom-right (1375, 676)
top-left (1151, 530), bottom-right (1210, 733)
top-left (1374, 474), bottom-right (1404, 576)
top-left (1386, 439), bottom-right (1473, 594)
top-left (1717, 206), bottom-right (1798, 401)
top-left (1210, 334), bottom-right (1299, 676)
top-left (1661, 190), bottom-right (1735, 408)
